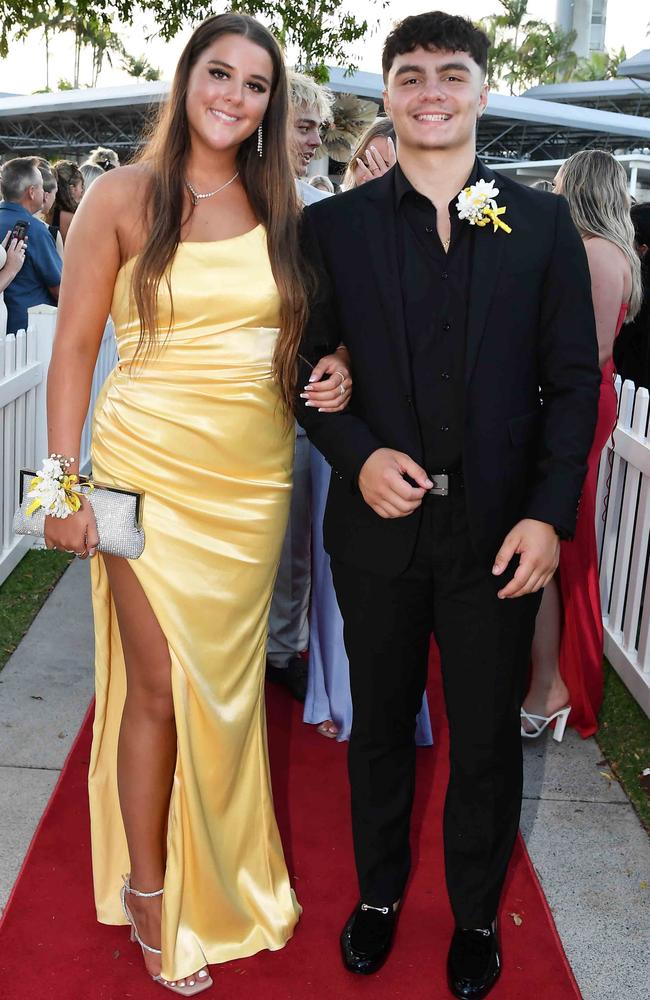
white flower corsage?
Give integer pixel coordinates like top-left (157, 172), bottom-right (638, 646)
top-left (456, 179), bottom-right (512, 235)
top-left (26, 454), bottom-right (91, 519)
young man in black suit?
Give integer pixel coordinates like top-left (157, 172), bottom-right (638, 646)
top-left (297, 12), bottom-right (600, 999)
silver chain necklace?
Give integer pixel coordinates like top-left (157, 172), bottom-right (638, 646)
top-left (185, 171), bottom-right (239, 206)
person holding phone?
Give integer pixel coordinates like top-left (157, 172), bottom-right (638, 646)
top-left (0, 228), bottom-right (27, 333)
top-left (0, 158), bottom-right (61, 333)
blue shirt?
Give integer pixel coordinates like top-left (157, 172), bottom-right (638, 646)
top-left (0, 201), bottom-right (62, 333)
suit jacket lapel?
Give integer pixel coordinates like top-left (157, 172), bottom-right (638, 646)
top-left (464, 161), bottom-right (509, 387)
top-left (362, 171), bottom-right (413, 393)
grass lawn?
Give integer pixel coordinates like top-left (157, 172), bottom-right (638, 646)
top-left (596, 659), bottom-right (650, 834)
top-left (0, 549), bottom-right (75, 673)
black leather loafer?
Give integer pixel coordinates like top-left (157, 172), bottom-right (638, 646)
top-left (447, 924), bottom-right (501, 999)
top-left (266, 655), bottom-right (308, 702)
top-left (340, 901), bottom-right (398, 975)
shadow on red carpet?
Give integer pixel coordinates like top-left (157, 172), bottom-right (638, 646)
top-left (0, 657), bottom-right (581, 999)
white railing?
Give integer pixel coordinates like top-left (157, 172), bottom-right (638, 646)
top-left (0, 306), bottom-right (117, 585)
top-left (597, 378), bottom-right (650, 718)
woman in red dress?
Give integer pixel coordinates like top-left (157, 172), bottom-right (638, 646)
top-left (522, 150), bottom-right (642, 740)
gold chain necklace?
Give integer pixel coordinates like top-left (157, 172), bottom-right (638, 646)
top-left (185, 171), bottom-right (240, 206)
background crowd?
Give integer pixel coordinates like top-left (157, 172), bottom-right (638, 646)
top-left (0, 72), bottom-right (649, 750)
top-left (2, 9), bottom-right (648, 998)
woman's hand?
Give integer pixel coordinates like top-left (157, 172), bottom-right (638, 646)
top-left (44, 496), bottom-right (100, 559)
top-left (355, 137), bottom-right (396, 186)
top-left (1, 229), bottom-right (27, 281)
top-left (300, 345), bottom-right (352, 413)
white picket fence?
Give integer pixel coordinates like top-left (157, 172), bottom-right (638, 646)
top-left (0, 306), bottom-right (117, 585)
top-left (596, 377), bottom-right (650, 718)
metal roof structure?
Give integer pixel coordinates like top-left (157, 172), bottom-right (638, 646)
top-left (525, 77), bottom-right (650, 119)
top-left (489, 153), bottom-right (650, 201)
top-left (1, 68), bottom-right (650, 164)
top-left (618, 49), bottom-right (650, 81)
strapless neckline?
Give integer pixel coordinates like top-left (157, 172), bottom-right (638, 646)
top-left (117, 223), bottom-right (264, 277)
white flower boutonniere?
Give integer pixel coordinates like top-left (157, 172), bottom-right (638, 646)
top-left (456, 179), bottom-right (512, 235)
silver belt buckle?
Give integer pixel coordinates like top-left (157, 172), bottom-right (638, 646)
top-left (429, 473), bottom-right (449, 497)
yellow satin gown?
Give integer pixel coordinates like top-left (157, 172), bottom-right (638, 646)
top-left (88, 225), bottom-right (300, 982)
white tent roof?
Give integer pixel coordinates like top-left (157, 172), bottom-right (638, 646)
top-left (618, 49), bottom-right (650, 80)
top-left (525, 78), bottom-right (650, 102)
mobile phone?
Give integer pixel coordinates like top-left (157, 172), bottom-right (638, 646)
top-left (9, 220), bottom-right (29, 242)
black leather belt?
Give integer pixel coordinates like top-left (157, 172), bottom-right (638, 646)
top-left (425, 470), bottom-right (464, 497)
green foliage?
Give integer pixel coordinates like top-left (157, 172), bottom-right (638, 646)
top-left (121, 52), bottom-right (162, 82)
top-left (0, 550), bottom-right (74, 673)
top-left (480, 0), bottom-right (577, 94)
top-left (3, 0), bottom-right (385, 85)
top-left (597, 661), bottom-right (650, 833)
top-left (571, 47), bottom-right (627, 82)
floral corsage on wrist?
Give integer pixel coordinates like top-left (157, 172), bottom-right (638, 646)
top-left (456, 179), bottom-right (512, 235)
top-left (25, 454), bottom-right (92, 519)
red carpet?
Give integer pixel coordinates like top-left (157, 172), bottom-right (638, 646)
top-left (0, 665), bottom-right (581, 1000)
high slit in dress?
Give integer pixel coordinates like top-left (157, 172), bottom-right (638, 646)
top-left (88, 226), bottom-right (300, 982)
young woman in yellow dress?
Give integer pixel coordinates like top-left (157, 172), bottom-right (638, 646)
top-left (43, 13), bottom-right (350, 996)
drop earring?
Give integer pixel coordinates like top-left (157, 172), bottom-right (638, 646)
top-left (257, 123), bottom-right (263, 158)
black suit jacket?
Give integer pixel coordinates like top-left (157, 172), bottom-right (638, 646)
top-left (296, 162), bottom-right (601, 575)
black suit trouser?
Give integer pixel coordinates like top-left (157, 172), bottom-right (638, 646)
top-left (331, 491), bottom-right (542, 928)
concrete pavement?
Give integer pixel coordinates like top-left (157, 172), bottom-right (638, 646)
top-left (0, 558), bottom-right (648, 998)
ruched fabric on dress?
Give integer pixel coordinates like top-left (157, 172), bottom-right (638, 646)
top-left (88, 227), bottom-right (300, 981)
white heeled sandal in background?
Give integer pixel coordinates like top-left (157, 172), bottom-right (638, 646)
top-left (520, 706), bottom-right (571, 743)
top-left (121, 875), bottom-right (212, 996)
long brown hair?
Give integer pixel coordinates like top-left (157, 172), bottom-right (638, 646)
top-left (48, 160), bottom-right (84, 216)
top-left (131, 13), bottom-right (309, 411)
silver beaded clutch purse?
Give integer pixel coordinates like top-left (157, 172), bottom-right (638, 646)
top-left (13, 470), bottom-right (145, 560)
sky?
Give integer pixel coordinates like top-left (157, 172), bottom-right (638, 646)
top-left (0, 0), bottom-right (647, 96)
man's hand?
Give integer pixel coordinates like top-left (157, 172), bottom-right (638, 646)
top-left (358, 448), bottom-right (432, 518)
top-left (492, 519), bottom-right (560, 599)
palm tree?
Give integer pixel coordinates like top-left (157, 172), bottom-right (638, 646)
top-left (121, 52), bottom-right (162, 82)
top-left (571, 47), bottom-right (627, 82)
top-left (519, 23), bottom-right (578, 86)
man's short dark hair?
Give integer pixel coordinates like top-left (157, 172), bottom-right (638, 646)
top-left (382, 11), bottom-right (490, 81)
top-left (0, 157), bottom-right (41, 202)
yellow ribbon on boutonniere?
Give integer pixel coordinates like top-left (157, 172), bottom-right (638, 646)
top-left (456, 179), bottom-right (512, 235)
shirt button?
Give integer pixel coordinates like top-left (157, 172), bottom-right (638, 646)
top-left (443, 322), bottom-right (451, 331)
top-left (440, 425), bottom-right (449, 432)
top-left (425, 225), bottom-right (433, 234)
top-left (441, 272), bottom-right (449, 280)
top-left (441, 372), bottom-right (450, 380)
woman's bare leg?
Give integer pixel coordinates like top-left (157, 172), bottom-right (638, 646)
top-left (523, 574), bottom-right (570, 723)
top-left (104, 554), bottom-right (176, 978)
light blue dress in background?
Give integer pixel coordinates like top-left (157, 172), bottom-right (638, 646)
top-left (304, 447), bottom-right (434, 746)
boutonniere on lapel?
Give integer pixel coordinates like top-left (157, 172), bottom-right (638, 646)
top-left (455, 179), bottom-right (512, 235)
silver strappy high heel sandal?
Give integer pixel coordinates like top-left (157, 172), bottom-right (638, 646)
top-left (120, 875), bottom-right (213, 996)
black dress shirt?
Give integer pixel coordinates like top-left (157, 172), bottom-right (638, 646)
top-left (395, 160), bottom-right (478, 472)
